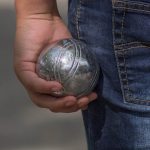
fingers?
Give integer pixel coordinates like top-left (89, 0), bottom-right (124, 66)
top-left (77, 92), bottom-right (98, 108)
top-left (28, 92), bottom-right (79, 113)
top-left (29, 77), bottom-right (62, 94)
top-left (28, 91), bottom-right (98, 113)
top-left (16, 63), bottom-right (98, 113)
top-left (20, 70), bottom-right (63, 94)
top-left (87, 92), bottom-right (98, 102)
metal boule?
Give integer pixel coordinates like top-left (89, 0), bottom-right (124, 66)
top-left (36, 38), bottom-right (100, 98)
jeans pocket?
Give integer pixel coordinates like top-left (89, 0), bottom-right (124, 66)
top-left (112, 0), bottom-right (150, 106)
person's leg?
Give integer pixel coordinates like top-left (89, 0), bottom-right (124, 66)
top-left (68, 0), bottom-right (150, 149)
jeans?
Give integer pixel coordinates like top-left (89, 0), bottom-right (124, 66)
top-left (68, 0), bottom-right (150, 149)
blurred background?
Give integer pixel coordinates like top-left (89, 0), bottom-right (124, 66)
top-left (0, 0), bottom-right (87, 150)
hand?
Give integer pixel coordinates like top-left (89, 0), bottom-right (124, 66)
top-left (14, 13), bottom-right (98, 113)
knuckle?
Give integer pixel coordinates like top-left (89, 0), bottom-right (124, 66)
top-left (30, 84), bottom-right (43, 93)
top-left (32, 84), bottom-right (50, 93)
top-left (26, 81), bottom-right (35, 91)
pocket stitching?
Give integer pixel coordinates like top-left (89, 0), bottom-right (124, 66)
top-left (114, 7), bottom-right (150, 14)
top-left (116, 45), bottom-right (150, 51)
top-left (121, 7), bottom-right (126, 42)
top-left (116, 49), bottom-right (132, 103)
top-left (113, 7), bottom-right (132, 103)
top-left (115, 41), bottom-right (150, 47)
top-left (114, 0), bottom-right (150, 13)
top-left (116, 47), bottom-right (150, 104)
top-left (112, 1), bottom-right (150, 105)
top-left (114, 42), bottom-right (150, 51)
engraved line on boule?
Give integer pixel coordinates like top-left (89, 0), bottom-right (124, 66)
top-left (63, 41), bottom-right (79, 82)
top-left (77, 52), bottom-right (100, 97)
top-left (62, 39), bottom-right (80, 84)
top-left (51, 39), bottom-right (78, 96)
top-left (77, 67), bottom-right (99, 98)
top-left (54, 41), bottom-right (71, 83)
top-left (78, 67), bottom-right (98, 97)
top-left (64, 40), bottom-right (98, 97)
top-left (63, 39), bottom-right (81, 87)
top-left (57, 42), bottom-right (77, 83)
top-left (55, 40), bottom-right (76, 95)
top-left (59, 40), bottom-right (80, 96)
top-left (62, 39), bottom-right (79, 83)
top-left (44, 48), bottom-right (56, 81)
top-left (39, 52), bottom-right (53, 81)
top-left (53, 42), bottom-right (72, 95)
top-left (37, 39), bottom-right (100, 97)
top-left (54, 45), bottom-right (67, 82)
top-left (47, 52), bottom-right (55, 81)
top-left (56, 48), bottom-right (68, 82)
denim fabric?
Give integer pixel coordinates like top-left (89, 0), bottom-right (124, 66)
top-left (68, 0), bottom-right (150, 149)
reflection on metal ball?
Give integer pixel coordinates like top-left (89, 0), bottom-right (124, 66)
top-left (36, 39), bottom-right (100, 98)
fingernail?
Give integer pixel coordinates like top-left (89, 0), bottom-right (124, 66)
top-left (65, 101), bottom-right (75, 107)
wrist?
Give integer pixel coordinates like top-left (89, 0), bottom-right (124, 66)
top-left (15, 0), bottom-right (60, 19)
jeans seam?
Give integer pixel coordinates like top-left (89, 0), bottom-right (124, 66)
top-left (87, 109), bottom-right (96, 150)
top-left (112, 1), bottom-right (115, 45)
top-left (75, 0), bottom-right (82, 40)
top-left (120, 7), bottom-right (132, 102)
top-left (112, 1), bottom-right (128, 104)
top-left (121, 7), bottom-right (126, 43)
top-left (118, 50), bottom-right (132, 102)
top-left (113, 2), bottom-right (132, 104)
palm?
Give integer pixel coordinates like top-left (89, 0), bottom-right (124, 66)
top-left (14, 18), bottom-right (71, 88)
top-left (14, 17), bottom-right (97, 112)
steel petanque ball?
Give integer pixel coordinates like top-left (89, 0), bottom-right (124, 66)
top-left (36, 39), bottom-right (100, 98)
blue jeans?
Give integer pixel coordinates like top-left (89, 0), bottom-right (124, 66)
top-left (68, 0), bottom-right (150, 149)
